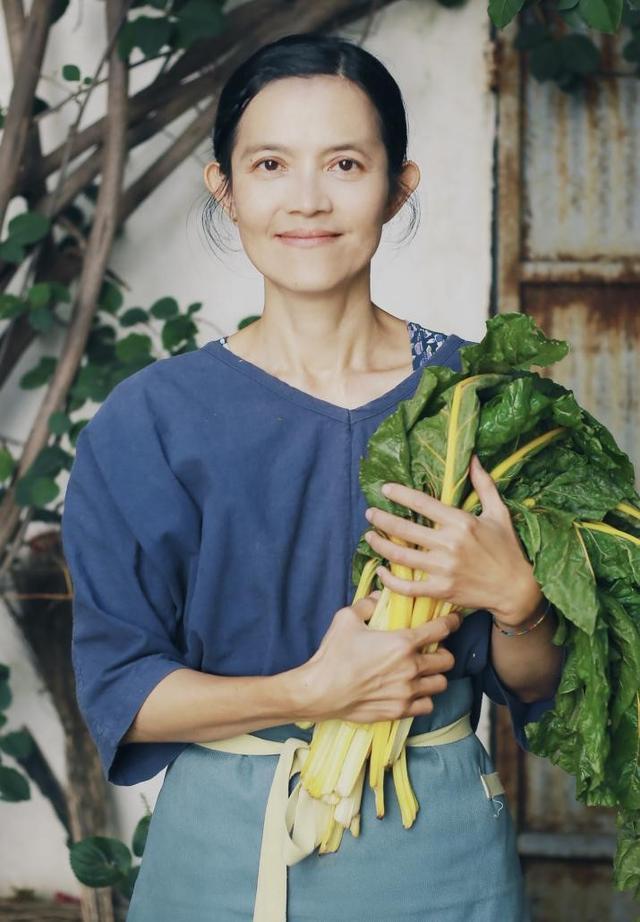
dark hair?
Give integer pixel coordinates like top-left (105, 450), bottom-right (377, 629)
top-left (201, 32), bottom-right (420, 254)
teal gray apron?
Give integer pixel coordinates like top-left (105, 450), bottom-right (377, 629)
top-left (126, 676), bottom-right (531, 921)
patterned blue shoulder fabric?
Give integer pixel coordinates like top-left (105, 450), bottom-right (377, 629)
top-left (407, 320), bottom-right (449, 370)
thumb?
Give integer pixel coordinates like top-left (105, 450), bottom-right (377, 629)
top-left (469, 454), bottom-right (505, 518)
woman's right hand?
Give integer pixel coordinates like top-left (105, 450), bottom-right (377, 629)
top-left (299, 592), bottom-right (462, 724)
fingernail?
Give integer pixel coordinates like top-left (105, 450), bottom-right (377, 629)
top-left (381, 484), bottom-right (392, 497)
top-left (365, 531), bottom-right (375, 542)
top-left (365, 508), bottom-right (374, 522)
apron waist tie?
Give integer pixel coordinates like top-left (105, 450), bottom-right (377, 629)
top-left (196, 711), bottom-right (474, 922)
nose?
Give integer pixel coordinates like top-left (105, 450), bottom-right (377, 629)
top-left (286, 167), bottom-right (332, 214)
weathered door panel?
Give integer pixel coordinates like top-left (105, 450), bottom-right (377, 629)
top-left (493, 18), bottom-right (640, 921)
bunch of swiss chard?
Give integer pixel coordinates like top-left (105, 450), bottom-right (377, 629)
top-left (351, 312), bottom-right (640, 899)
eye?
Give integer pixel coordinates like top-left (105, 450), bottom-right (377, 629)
top-left (253, 157), bottom-right (363, 173)
top-left (333, 158), bottom-right (361, 173)
top-left (255, 158), bottom-right (281, 172)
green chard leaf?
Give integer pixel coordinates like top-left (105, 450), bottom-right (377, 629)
top-left (409, 373), bottom-right (507, 506)
top-left (614, 809), bottom-right (640, 898)
top-left (578, 522), bottom-right (640, 586)
top-left (529, 507), bottom-right (600, 634)
top-left (458, 312), bottom-right (570, 375)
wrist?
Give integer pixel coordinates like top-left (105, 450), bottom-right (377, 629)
top-left (282, 661), bottom-right (324, 722)
top-left (492, 595), bottom-right (553, 638)
top-left (492, 578), bottom-right (546, 630)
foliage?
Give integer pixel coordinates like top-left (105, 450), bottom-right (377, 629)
top-left (352, 313), bottom-right (640, 897)
top-left (487, 0), bottom-right (640, 93)
top-left (68, 813), bottom-right (152, 901)
top-left (0, 663), bottom-right (32, 803)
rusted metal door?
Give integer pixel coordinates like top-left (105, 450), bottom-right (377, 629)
top-left (492, 19), bottom-right (640, 922)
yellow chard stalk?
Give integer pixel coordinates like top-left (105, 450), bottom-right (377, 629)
top-left (299, 382), bottom-right (579, 851)
top-left (382, 374), bottom-right (506, 778)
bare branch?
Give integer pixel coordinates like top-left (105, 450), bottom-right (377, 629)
top-left (0, 0), bottom-right (56, 231)
top-left (119, 0), bottom-right (386, 221)
top-left (34, 67), bottom-right (218, 221)
top-left (0, 0), bottom-right (130, 566)
top-left (17, 0), bottom-right (277, 191)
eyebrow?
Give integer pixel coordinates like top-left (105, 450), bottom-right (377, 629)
top-left (240, 142), bottom-right (372, 161)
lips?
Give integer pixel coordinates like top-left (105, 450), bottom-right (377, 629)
top-left (277, 230), bottom-right (341, 238)
top-left (276, 232), bottom-right (342, 247)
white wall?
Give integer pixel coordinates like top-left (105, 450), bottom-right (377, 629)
top-left (0, 0), bottom-right (495, 896)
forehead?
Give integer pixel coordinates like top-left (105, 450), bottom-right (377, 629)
top-left (233, 75), bottom-right (382, 157)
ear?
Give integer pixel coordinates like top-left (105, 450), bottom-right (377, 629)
top-left (203, 160), bottom-right (236, 223)
top-left (384, 160), bottom-right (421, 223)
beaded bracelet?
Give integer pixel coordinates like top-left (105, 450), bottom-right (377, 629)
top-left (492, 597), bottom-right (552, 637)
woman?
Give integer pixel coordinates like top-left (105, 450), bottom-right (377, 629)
top-left (62, 32), bottom-right (565, 921)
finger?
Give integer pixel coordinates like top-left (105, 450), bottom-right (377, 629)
top-left (376, 564), bottom-right (449, 598)
top-left (350, 595), bottom-right (378, 621)
top-left (415, 648), bottom-right (456, 676)
top-left (469, 455), bottom-right (509, 519)
top-left (365, 507), bottom-right (444, 549)
top-left (406, 696), bottom-right (434, 717)
top-left (381, 482), bottom-right (461, 527)
top-left (364, 530), bottom-right (431, 570)
top-left (404, 613), bottom-right (457, 649)
top-left (412, 673), bottom-right (448, 697)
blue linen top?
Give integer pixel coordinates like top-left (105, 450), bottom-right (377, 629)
top-left (61, 322), bottom-right (560, 786)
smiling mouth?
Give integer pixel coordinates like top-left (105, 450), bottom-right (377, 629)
top-left (276, 234), bottom-right (342, 247)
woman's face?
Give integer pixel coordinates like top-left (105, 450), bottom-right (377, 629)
top-left (204, 75), bottom-right (419, 294)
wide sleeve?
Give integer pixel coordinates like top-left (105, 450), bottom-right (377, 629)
top-left (62, 423), bottom-right (190, 786)
top-left (454, 608), bottom-right (564, 750)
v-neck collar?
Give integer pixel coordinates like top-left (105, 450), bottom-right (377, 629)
top-left (202, 326), bottom-right (463, 423)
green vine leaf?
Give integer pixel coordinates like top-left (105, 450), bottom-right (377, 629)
top-left (0, 665), bottom-right (11, 711)
top-left (69, 836), bottom-right (132, 888)
top-left (131, 814), bottom-right (151, 858)
top-left (150, 296), bottom-right (179, 319)
top-left (15, 474), bottom-right (60, 508)
top-left (51, 0), bottom-right (70, 25)
top-left (0, 238), bottom-right (24, 263)
top-left (578, 0), bottom-right (624, 32)
top-left (19, 356), bottom-right (57, 389)
top-left (488, 0), bottom-right (527, 28)
top-left (120, 307), bottom-right (149, 327)
top-left (28, 307), bottom-right (55, 333)
top-left (161, 314), bottom-right (197, 350)
top-left (48, 412), bottom-right (72, 436)
top-left (62, 63), bottom-right (80, 81)
top-left (115, 332), bottom-right (153, 363)
top-left (238, 314), bottom-right (261, 330)
top-left (174, 0), bottom-right (226, 48)
top-left (7, 211), bottom-right (51, 245)
top-left (0, 294), bottom-right (27, 320)
top-left (0, 730), bottom-right (34, 759)
top-left (27, 283), bottom-right (52, 308)
top-left (29, 445), bottom-right (72, 478)
top-left (98, 280), bottom-right (124, 315)
top-left (0, 765), bottom-right (30, 802)
top-left (0, 449), bottom-right (15, 481)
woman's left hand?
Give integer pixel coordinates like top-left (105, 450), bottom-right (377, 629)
top-left (363, 454), bottom-right (543, 627)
